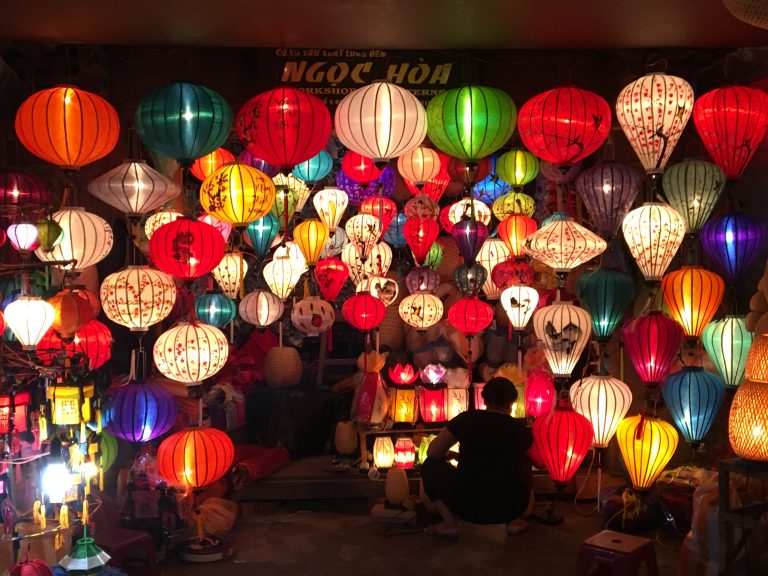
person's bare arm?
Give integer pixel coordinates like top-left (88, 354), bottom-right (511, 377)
top-left (427, 427), bottom-right (459, 460)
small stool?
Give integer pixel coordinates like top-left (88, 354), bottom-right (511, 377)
top-left (576, 530), bottom-right (659, 576)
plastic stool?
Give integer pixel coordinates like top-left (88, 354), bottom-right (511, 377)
top-left (576, 530), bottom-right (659, 576)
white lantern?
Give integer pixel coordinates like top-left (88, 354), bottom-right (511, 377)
top-left (144, 210), bottom-right (183, 240)
top-left (291, 296), bottom-right (335, 336)
top-left (34, 208), bottom-right (113, 271)
top-left (345, 214), bottom-right (381, 259)
top-left (356, 275), bottom-right (400, 306)
top-left (570, 374), bottom-right (633, 448)
top-left (274, 241), bottom-right (308, 273)
top-left (397, 146), bottom-right (441, 186)
top-left (100, 266), bottom-right (176, 332)
top-left (404, 194), bottom-right (440, 220)
top-left (500, 285), bottom-right (539, 330)
top-left (622, 202), bottom-right (686, 282)
top-left (87, 160), bottom-right (179, 217)
top-left (342, 242), bottom-right (392, 285)
top-left (198, 214), bottom-right (233, 242)
top-left (321, 227), bottom-right (348, 258)
top-left (153, 322), bottom-right (229, 385)
top-left (212, 252), bottom-right (248, 299)
top-left (447, 198), bottom-right (492, 227)
top-left (7, 223), bottom-right (40, 253)
top-left (399, 291), bottom-right (443, 331)
top-left (335, 81), bottom-right (427, 165)
top-left (239, 290), bottom-right (284, 328)
top-left (4, 297), bottom-right (55, 350)
top-left (524, 213), bottom-right (607, 274)
top-left (313, 188), bottom-right (349, 232)
top-left (533, 301), bottom-right (592, 378)
top-left (476, 238), bottom-right (510, 300)
top-left (263, 256), bottom-right (303, 301)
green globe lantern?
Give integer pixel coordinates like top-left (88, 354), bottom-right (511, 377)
top-left (99, 430), bottom-right (118, 472)
top-left (426, 86), bottom-right (517, 163)
top-left (577, 268), bottom-right (636, 342)
top-left (662, 160), bottom-right (725, 233)
top-left (497, 149), bottom-right (540, 188)
top-left (703, 315), bottom-right (753, 387)
top-left (195, 292), bottom-right (237, 328)
top-left (424, 241), bottom-right (444, 269)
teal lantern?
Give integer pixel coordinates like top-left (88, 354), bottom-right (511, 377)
top-left (426, 86), bottom-right (517, 163)
top-left (136, 81), bottom-right (233, 166)
top-left (702, 315), bottom-right (753, 387)
top-left (294, 150), bottom-right (333, 184)
top-left (195, 292), bottom-right (237, 328)
top-left (662, 366), bottom-right (724, 447)
top-left (245, 213), bottom-right (280, 258)
top-left (577, 268), bottom-right (636, 342)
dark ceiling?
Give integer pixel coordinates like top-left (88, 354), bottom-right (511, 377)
top-left (1, 0), bottom-right (768, 49)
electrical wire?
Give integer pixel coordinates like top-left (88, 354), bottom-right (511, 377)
top-left (573, 448), bottom-right (598, 516)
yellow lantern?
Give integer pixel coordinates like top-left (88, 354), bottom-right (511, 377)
top-left (622, 202), bottom-right (687, 282)
top-left (342, 242), bottom-right (392, 285)
top-left (153, 322), bottom-right (230, 385)
top-left (446, 388), bottom-right (469, 419)
top-left (273, 173), bottom-right (312, 214)
top-left (492, 192), bottom-right (536, 220)
top-left (48, 383), bottom-right (95, 425)
top-left (500, 285), bottom-right (539, 330)
top-left (200, 162), bottom-right (276, 226)
top-left (447, 198), bottom-right (492, 226)
top-left (397, 146), bottom-right (441, 186)
top-left (356, 275), bottom-right (399, 306)
top-left (4, 297), bottom-right (55, 350)
top-left (212, 252), bottom-right (248, 299)
top-left (345, 214), bottom-right (381, 259)
top-left (661, 266), bottom-right (725, 339)
top-left (729, 379), bottom-right (768, 461)
top-left (616, 414), bottom-right (679, 490)
top-left (388, 387), bottom-right (418, 423)
top-left (144, 210), bottom-right (183, 240)
top-left (100, 265), bottom-right (177, 332)
top-left (238, 290), bottom-right (284, 328)
top-left (293, 219), bottom-right (329, 267)
top-left (373, 436), bottom-right (396, 469)
top-left (313, 188), bottom-right (349, 232)
top-left (263, 255), bottom-right (303, 301)
top-left (476, 238), bottom-right (510, 300)
top-left (524, 213), bottom-right (607, 274)
top-left (533, 301), bottom-right (592, 378)
top-left (399, 291), bottom-right (444, 331)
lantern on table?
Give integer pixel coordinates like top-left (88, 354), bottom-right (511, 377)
top-left (616, 414), bottom-right (679, 490)
top-left (388, 386), bottom-right (418, 424)
top-left (446, 388), bottom-right (469, 420)
top-left (394, 438), bottom-right (416, 470)
top-left (372, 436), bottom-right (396, 469)
top-left (419, 386), bottom-right (447, 423)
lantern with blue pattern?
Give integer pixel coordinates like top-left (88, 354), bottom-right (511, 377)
top-left (662, 367), bottom-right (724, 447)
top-left (195, 292), bottom-right (237, 328)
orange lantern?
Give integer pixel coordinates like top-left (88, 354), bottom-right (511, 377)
top-left (661, 266), bottom-right (725, 339)
top-left (157, 427), bottom-right (235, 489)
top-left (47, 288), bottom-right (97, 340)
top-left (191, 148), bottom-right (236, 181)
top-left (388, 387), bottom-right (418, 424)
top-left (294, 219), bottom-right (330, 267)
top-left (498, 214), bottom-right (538, 258)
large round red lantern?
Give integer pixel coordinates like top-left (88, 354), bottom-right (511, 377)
top-left (622, 311), bottom-right (684, 386)
top-left (235, 86), bottom-right (331, 173)
top-left (448, 296), bottom-right (493, 337)
top-left (533, 403), bottom-right (594, 488)
top-left (314, 258), bottom-right (350, 302)
top-left (404, 217), bottom-right (440, 265)
top-left (518, 87), bottom-right (611, 166)
top-left (37, 319), bottom-right (112, 370)
top-left (341, 151), bottom-right (382, 183)
top-left (158, 427), bottom-right (235, 489)
top-left (149, 218), bottom-right (226, 279)
top-left (342, 292), bottom-right (386, 332)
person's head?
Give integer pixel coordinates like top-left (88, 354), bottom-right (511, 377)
top-left (481, 377), bottom-right (518, 413)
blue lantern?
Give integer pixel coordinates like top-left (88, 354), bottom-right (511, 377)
top-left (473, 155), bottom-right (511, 204)
top-left (383, 212), bottom-right (408, 248)
top-left (245, 214), bottom-right (280, 258)
top-left (294, 150), bottom-right (333, 184)
top-left (576, 268), bottom-right (636, 342)
top-left (662, 367), bottom-right (724, 446)
top-left (105, 381), bottom-right (179, 443)
top-left (195, 293), bottom-right (237, 328)
top-left (700, 213), bottom-right (766, 284)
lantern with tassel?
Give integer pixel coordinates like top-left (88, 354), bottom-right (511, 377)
top-left (616, 414), bottom-right (679, 490)
top-left (533, 403), bottom-right (594, 488)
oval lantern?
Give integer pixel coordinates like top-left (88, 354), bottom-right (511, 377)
top-left (616, 414), bottom-right (679, 490)
top-left (15, 86), bottom-right (120, 170)
top-left (100, 266), bottom-right (176, 332)
top-left (533, 404), bottom-right (594, 488)
top-left (239, 290), bottom-right (284, 328)
top-left (397, 146), bottom-right (442, 187)
top-left (406, 266), bottom-right (441, 294)
top-left (153, 322), bottom-right (229, 384)
top-left (245, 214), bottom-right (281, 258)
top-left (492, 192), bottom-right (536, 220)
top-left (342, 242), bottom-right (392, 285)
top-left (0, 169), bottom-right (52, 212)
top-left (622, 203), bottom-right (687, 282)
top-left (263, 256), bottom-right (303, 301)
top-left (452, 218), bottom-right (489, 264)
top-left (359, 196), bottom-right (398, 233)
top-left (622, 311), bottom-right (684, 386)
top-left (729, 379), bottom-right (768, 461)
top-left (500, 284), bottom-right (539, 330)
top-left (533, 301), bottom-right (592, 378)
top-left (703, 316), bottom-right (753, 387)
top-left (314, 258), bottom-right (349, 302)
top-left (291, 296), bottom-right (335, 336)
top-left (149, 218), bottom-right (226, 279)
top-left (571, 374), bottom-right (632, 448)
top-left (341, 151), bottom-right (382, 183)
top-left (7, 223), bottom-right (40, 253)
top-left (144, 210), bottom-right (183, 240)
top-left (190, 147), bottom-right (236, 181)
top-left (447, 198), bottom-right (492, 227)
top-left (661, 266), bottom-right (725, 339)
top-left (356, 275), bottom-right (399, 306)
top-left (525, 369), bottom-right (556, 418)
top-left (525, 213), bottom-right (607, 275)
top-left (107, 381), bottom-right (179, 442)
top-left (454, 263), bottom-right (488, 297)
top-left (575, 162), bottom-right (640, 239)
top-left (498, 214), bottom-right (538, 258)
top-left (34, 208), bottom-right (113, 271)
top-left (404, 217), bottom-right (440, 266)
top-left (576, 268), bottom-right (636, 342)
top-left (294, 150), bottom-right (333, 184)
top-left (313, 188), bottom-right (349, 232)
top-left (88, 160), bottom-right (180, 218)
top-left (662, 161), bottom-right (725, 233)
top-left (158, 427), bottom-right (234, 488)
top-left (662, 367), bottom-right (724, 446)
top-left (448, 296), bottom-right (493, 337)
top-left (200, 162), bottom-right (276, 226)
top-left (294, 219), bottom-right (329, 267)
top-left (195, 292), bottom-right (237, 328)
top-left (497, 149), bottom-right (540, 188)
top-left (700, 213), bottom-right (767, 284)
top-left (342, 292), bottom-right (386, 332)
top-left (212, 252), bottom-right (248, 299)
top-left (399, 292), bottom-right (444, 331)
top-left (3, 297), bottom-right (55, 350)
top-left (477, 238), bottom-right (511, 300)
top-left (345, 214), bottom-right (382, 259)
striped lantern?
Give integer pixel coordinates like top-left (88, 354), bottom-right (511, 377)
top-left (87, 160), bottom-right (180, 218)
top-left (153, 322), bottom-right (229, 385)
top-left (571, 374), bottom-right (632, 448)
top-left (158, 427), bottom-right (234, 488)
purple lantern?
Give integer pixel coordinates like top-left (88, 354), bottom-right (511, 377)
top-left (405, 266), bottom-right (441, 294)
top-left (575, 162), bottom-right (640, 239)
top-left (0, 169), bottom-right (52, 213)
top-left (452, 218), bottom-right (489, 264)
top-left (106, 381), bottom-right (179, 442)
top-left (700, 213), bottom-right (766, 284)
top-left (336, 165), bottom-right (395, 205)
top-left (238, 150), bottom-right (280, 178)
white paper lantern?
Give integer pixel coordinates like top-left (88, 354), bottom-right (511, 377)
top-left (239, 290), bottom-right (284, 328)
top-left (342, 242), bottom-right (393, 285)
top-left (533, 301), bottom-right (592, 378)
top-left (4, 296), bottom-right (55, 350)
top-left (500, 285), bottom-right (539, 330)
top-left (34, 208), bottom-right (113, 271)
top-left (345, 214), bottom-right (381, 259)
top-left (99, 266), bottom-right (176, 332)
top-left (570, 374), bottom-right (632, 448)
top-left (144, 210), bottom-right (183, 240)
top-left (313, 188), bottom-right (349, 232)
top-left (447, 198), bottom-right (492, 226)
top-left (291, 296), bottom-right (335, 336)
top-left (153, 322), bottom-right (229, 384)
top-left (524, 213), bottom-right (607, 274)
top-left (263, 256), bottom-right (303, 301)
top-left (399, 291), bottom-right (444, 331)
top-left (476, 238), bottom-right (510, 300)
top-left (212, 252), bottom-right (248, 299)
top-left (87, 160), bottom-right (180, 217)
top-left (622, 202), bottom-right (686, 282)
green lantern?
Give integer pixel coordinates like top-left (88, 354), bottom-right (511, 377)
top-left (426, 86), bottom-right (517, 163)
top-left (424, 241), bottom-right (443, 270)
top-left (662, 160), bottom-right (725, 233)
top-left (577, 268), bottom-right (636, 342)
top-left (195, 292), bottom-right (237, 328)
top-left (99, 431), bottom-right (118, 472)
top-left (271, 186), bottom-right (298, 227)
top-left (136, 81), bottom-right (233, 166)
top-left (36, 217), bottom-right (64, 252)
top-left (59, 533), bottom-right (111, 575)
top-left (454, 263), bottom-right (487, 297)
top-left (703, 315), bottom-right (753, 387)
top-left (497, 149), bottom-right (540, 188)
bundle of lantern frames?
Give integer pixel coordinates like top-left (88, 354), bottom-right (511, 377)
top-left (1, 74), bottom-right (767, 490)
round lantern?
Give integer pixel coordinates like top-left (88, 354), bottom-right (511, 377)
top-left (9, 556), bottom-right (54, 576)
top-left (34, 208), bottom-right (113, 271)
top-left (373, 436), bottom-right (396, 469)
top-left (518, 87), bottom-right (611, 166)
top-left (533, 404), bottom-right (594, 487)
top-left (342, 292), bottom-right (386, 332)
top-left (616, 414), bottom-right (679, 490)
top-left (397, 147), bottom-right (442, 187)
top-left (525, 213), bottom-right (607, 275)
top-left (239, 150), bottom-right (280, 177)
top-left (500, 285), bottom-right (539, 330)
top-left (291, 296), bottom-right (335, 336)
top-left (498, 214), bottom-right (538, 258)
top-left (47, 288), bottom-right (96, 340)
top-left (662, 161), bottom-right (725, 233)
top-left (4, 297), bottom-right (55, 350)
top-left (575, 162), bottom-right (641, 239)
top-left (239, 290), bottom-right (284, 328)
top-left (693, 85), bottom-right (768, 180)
top-left (446, 156), bottom-right (492, 187)
top-left (137, 81), bottom-right (233, 165)
top-left (577, 268), bottom-right (636, 342)
top-left (703, 316), bottom-right (753, 387)
top-left (454, 263), bottom-right (487, 297)
top-left (263, 256), bottom-right (302, 301)
top-left (335, 81), bottom-right (426, 165)
top-left (404, 217), bottom-right (440, 266)
top-left (492, 259), bottom-right (534, 289)
top-left (313, 188), bottom-right (349, 232)
top-left (452, 218), bottom-right (489, 264)
top-left (405, 266), bottom-right (440, 294)
top-left (342, 242), bottom-right (392, 285)
top-left (314, 258), bottom-right (349, 302)
top-left (336, 165), bottom-right (396, 205)
top-left (0, 169), bottom-right (52, 212)
top-left (497, 149), bottom-right (540, 188)
top-left (662, 367), bottom-right (724, 446)
top-left (195, 292), bottom-right (237, 328)
top-left (273, 172), bottom-right (312, 213)
top-left (198, 214), bottom-right (233, 242)
top-left (200, 162), bottom-right (276, 226)
top-left (426, 86), bottom-right (517, 162)
top-left (359, 196), bottom-right (397, 233)
top-left (7, 223), bottom-right (40, 253)
top-left (37, 319), bottom-right (112, 370)
top-left (144, 210), bottom-right (183, 240)
top-left (661, 266), bottom-right (725, 339)
top-left (571, 374), bottom-right (632, 448)
top-left (153, 322), bottom-right (229, 384)
top-left (404, 193), bottom-right (440, 220)
top-left (294, 220), bottom-right (329, 267)
top-left (525, 370), bottom-right (556, 418)
top-left (107, 381), bottom-right (179, 442)
top-left (100, 266), bottom-right (176, 332)
top-left (87, 160), bottom-right (180, 218)
top-left (615, 74), bottom-right (694, 174)
top-left (15, 86), bottom-right (119, 170)
top-left (36, 217), bottom-right (63, 252)
top-left (448, 297), bottom-right (493, 337)
top-left (245, 214), bottom-right (281, 258)
top-left (622, 311), bottom-right (684, 385)
top-left (729, 379), bottom-right (768, 461)
top-left (356, 275), bottom-right (399, 307)
top-left (700, 213), bottom-right (767, 284)
top-left (149, 218), bottom-right (226, 279)
top-left (158, 427), bottom-right (234, 488)
top-left (477, 238), bottom-right (511, 300)
top-left (533, 301), bottom-right (592, 378)
top-left (473, 155), bottom-right (512, 204)
top-left (190, 147), bottom-right (236, 181)
top-left (622, 203), bottom-right (687, 282)
top-left (345, 214), bottom-right (381, 259)
top-left (447, 197), bottom-right (492, 227)
top-left (294, 150), bottom-right (333, 184)
top-left (212, 252), bottom-right (248, 299)
top-left (492, 192), bottom-right (536, 220)
top-left (399, 292), bottom-right (443, 331)
top-left (341, 151), bottom-right (382, 183)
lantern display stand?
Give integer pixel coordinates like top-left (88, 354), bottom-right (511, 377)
top-left (358, 426), bottom-right (443, 475)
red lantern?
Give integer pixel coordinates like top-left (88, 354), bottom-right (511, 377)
top-left (498, 214), bottom-right (538, 258)
top-left (404, 217), bottom-right (440, 265)
top-left (0, 395), bottom-right (11, 434)
top-left (359, 196), bottom-right (397, 232)
top-left (0, 169), bottom-right (52, 212)
top-left (341, 151), bottom-right (382, 183)
top-left (389, 363), bottom-right (419, 385)
top-left (37, 319), bottom-right (113, 371)
top-left (394, 437), bottom-right (416, 469)
top-left (9, 555), bottom-right (54, 576)
top-left (439, 205), bottom-right (455, 234)
top-left (622, 311), bottom-right (684, 386)
top-left (149, 218), bottom-right (226, 279)
top-left (518, 87), bottom-right (611, 166)
top-left (533, 402), bottom-right (594, 488)
top-left (446, 156), bottom-right (491, 187)
top-left (235, 86), bottom-right (331, 173)
top-left (448, 297), bottom-right (493, 337)
top-left (314, 258), bottom-right (349, 301)
top-left (491, 259), bottom-right (534, 289)
top-left (419, 387), bottom-right (447, 423)
top-left (342, 292), bottom-right (386, 332)
top-left (405, 152), bottom-right (451, 201)
top-left (11, 391), bottom-right (31, 433)
top-left (158, 427), bottom-right (235, 489)
top-left (693, 86), bottom-right (768, 180)
top-left (525, 369), bottom-right (556, 418)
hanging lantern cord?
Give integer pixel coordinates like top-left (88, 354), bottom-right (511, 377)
top-left (644, 386), bottom-right (662, 418)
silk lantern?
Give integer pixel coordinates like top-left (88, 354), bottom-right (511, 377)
top-left (345, 214), bottom-right (381, 260)
top-left (294, 150), bottom-right (333, 184)
top-left (158, 427), bottom-right (234, 488)
top-left (446, 156), bottom-right (492, 187)
top-left (271, 184), bottom-right (298, 224)
top-left (424, 241), bottom-right (444, 270)
top-left (703, 316), bottom-right (753, 387)
top-left (335, 81), bottom-right (426, 165)
top-left (359, 196), bottom-right (397, 233)
top-left (492, 192), bottom-right (536, 219)
top-left (37, 319), bottom-right (112, 371)
top-left (518, 87), bottom-right (611, 166)
top-left (245, 214), bottom-right (281, 258)
top-left (47, 288), bottom-right (95, 340)
top-left (622, 203), bottom-right (687, 281)
top-left (342, 242), bottom-right (392, 285)
top-left (477, 238), bottom-right (511, 300)
top-left (420, 387), bottom-right (447, 423)
top-left (448, 296), bottom-right (494, 337)
top-left (406, 267), bottom-right (441, 294)
top-left (454, 264), bottom-right (487, 297)
top-left (700, 213), bottom-right (767, 283)
top-left (153, 322), bottom-right (229, 385)
top-left (404, 193), bottom-right (440, 220)
top-left (616, 415), bottom-right (679, 490)
top-left (524, 213), bottom-right (607, 275)
top-left (373, 436), bottom-right (396, 469)
top-left (200, 162), bottom-right (276, 226)
top-left (533, 404), bottom-right (594, 487)
top-left (394, 437), bottom-right (416, 469)
top-left (7, 223), bottom-right (40, 253)
top-left (575, 162), bottom-right (640, 239)
top-left (336, 165), bottom-right (395, 205)
top-left (212, 253), bottom-right (248, 299)
top-left (15, 86), bottom-right (120, 170)
top-left (525, 370), bottom-right (556, 418)
top-left (615, 74), bottom-right (694, 174)
top-left (693, 85), bottom-right (768, 180)
top-left (190, 147), bottom-right (236, 181)
top-left (404, 171), bottom-right (452, 202)
top-left (533, 301), bottom-right (592, 378)
top-left (662, 161), bottom-right (725, 232)
top-left (144, 210), bottom-right (182, 240)
top-left (0, 169), bottom-right (52, 211)
top-left (571, 374), bottom-right (632, 448)
top-left (273, 173), bottom-right (311, 213)
top-left (404, 217), bottom-right (440, 266)
top-left (294, 220), bottom-right (329, 267)
top-left (427, 86), bottom-right (517, 162)
top-left (498, 214), bottom-right (538, 258)
top-left (238, 290), bottom-right (284, 328)
top-left (36, 217), bottom-right (63, 252)
top-left (662, 367), bottom-right (724, 446)
top-left (497, 149), bottom-right (540, 188)
top-left (729, 379), bottom-right (768, 461)
top-left (397, 146), bottom-right (442, 187)
top-left (314, 258), bottom-right (349, 301)
top-left (137, 81), bottom-right (233, 165)
top-left (239, 149), bottom-right (280, 177)
top-left (399, 292), bottom-right (444, 331)
top-left (34, 208), bottom-right (113, 271)
top-left (263, 256), bottom-right (302, 301)
top-left (4, 297), bottom-right (55, 350)
top-left (195, 292), bottom-right (237, 328)
top-left (106, 381), bottom-right (178, 443)
top-left (447, 197), bottom-right (492, 227)
top-left (661, 266), bottom-right (724, 339)
top-left (622, 311), bottom-right (684, 386)
top-left (341, 151), bottom-right (381, 183)
top-left (149, 218), bottom-right (226, 279)
top-left (501, 285), bottom-right (539, 330)
top-left (356, 276), bottom-right (399, 306)
top-left (291, 296), bottom-right (335, 336)
top-left (473, 155), bottom-right (512, 203)
top-left (452, 218), bottom-right (488, 264)
top-left (492, 259), bottom-right (534, 289)
top-left (100, 266), bottom-right (176, 332)
top-left (87, 160), bottom-right (179, 218)
top-left (577, 268), bottom-right (636, 342)
top-left (313, 188), bottom-right (349, 232)
top-left (342, 292), bottom-right (386, 332)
